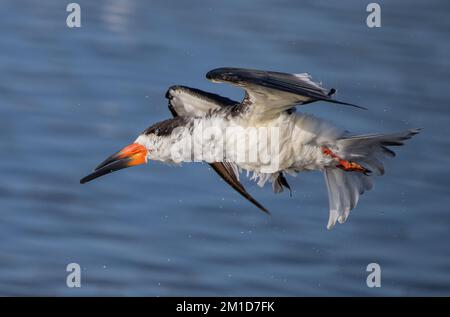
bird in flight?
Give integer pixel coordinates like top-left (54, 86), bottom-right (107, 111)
top-left (80, 67), bottom-right (420, 229)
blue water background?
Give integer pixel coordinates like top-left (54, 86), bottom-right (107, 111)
top-left (0, 0), bottom-right (449, 295)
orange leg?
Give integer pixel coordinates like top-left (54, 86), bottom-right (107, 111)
top-left (322, 147), bottom-right (371, 175)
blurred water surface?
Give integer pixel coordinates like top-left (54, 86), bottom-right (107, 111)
top-left (0, 0), bottom-right (449, 295)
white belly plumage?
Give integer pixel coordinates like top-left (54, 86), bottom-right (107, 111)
top-left (160, 111), bottom-right (345, 181)
top-left (206, 112), bottom-right (342, 171)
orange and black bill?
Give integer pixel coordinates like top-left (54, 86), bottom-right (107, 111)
top-left (80, 143), bottom-right (147, 184)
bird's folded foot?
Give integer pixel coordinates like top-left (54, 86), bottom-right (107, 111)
top-left (336, 160), bottom-right (372, 175)
top-left (322, 147), bottom-right (372, 175)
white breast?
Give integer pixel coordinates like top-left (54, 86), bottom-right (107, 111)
top-left (135, 111), bottom-right (344, 174)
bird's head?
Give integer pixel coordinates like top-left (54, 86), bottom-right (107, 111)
top-left (80, 142), bottom-right (148, 184)
top-left (80, 117), bottom-right (189, 184)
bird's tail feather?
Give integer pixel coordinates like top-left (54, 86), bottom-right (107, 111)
top-left (323, 128), bottom-right (421, 229)
top-left (324, 168), bottom-right (372, 229)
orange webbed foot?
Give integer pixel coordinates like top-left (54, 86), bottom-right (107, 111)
top-left (322, 146), bottom-right (372, 175)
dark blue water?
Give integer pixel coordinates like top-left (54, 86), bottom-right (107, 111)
top-left (0, 0), bottom-right (449, 296)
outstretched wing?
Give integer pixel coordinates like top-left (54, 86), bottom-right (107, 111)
top-left (165, 86), bottom-right (270, 214)
top-left (206, 67), bottom-right (364, 120)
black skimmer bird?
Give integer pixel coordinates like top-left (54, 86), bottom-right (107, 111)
top-left (81, 67), bottom-right (420, 229)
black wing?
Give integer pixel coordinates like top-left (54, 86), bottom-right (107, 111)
top-left (206, 67), bottom-right (364, 120)
top-left (209, 162), bottom-right (270, 214)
